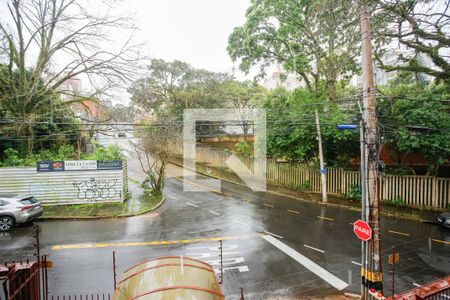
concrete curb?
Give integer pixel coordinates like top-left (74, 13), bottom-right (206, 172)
top-left (38, 194), bottom-right (166, 221)
top-left (168, 160), bottom-right (436, 223)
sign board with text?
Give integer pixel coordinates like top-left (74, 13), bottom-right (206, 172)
top-left (64, 160), bottom-right (97, 171)
top-left (37, 160), bottom-right (122, 172)
top-left (97, 160), bottom-right (122, 170)
top-left (37, 161), bottom-right (64, 172)
top-left (389, 252), bottom-right (399, 265)
top-left (353, 219), bottom-right (372, 241)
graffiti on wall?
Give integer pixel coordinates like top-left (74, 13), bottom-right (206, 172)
top-left (29, 181), bottom-right (63, 201)
top-left (73, 177), bottom-right (120, 200)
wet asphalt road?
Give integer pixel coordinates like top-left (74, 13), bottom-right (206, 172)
top-left (1, 139), bottom-right (449, 299)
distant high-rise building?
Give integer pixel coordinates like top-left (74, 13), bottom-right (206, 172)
top-left (261, 65), bottom-right (303, 91)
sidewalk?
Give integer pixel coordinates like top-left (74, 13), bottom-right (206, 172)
top-left (40, 180), bottom-right (165, 219)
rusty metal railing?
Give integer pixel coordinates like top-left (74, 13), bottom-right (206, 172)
top-left (49, 294), bottom-right (111, 300)
top-left (389, 275), bottom-right (450, 300)
top-left (0, 255), bottom-right (50, 300)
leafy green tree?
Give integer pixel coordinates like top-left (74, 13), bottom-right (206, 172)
top-left (219, 80), bottom-right (267, 138)
top-left (373, 0), bottom-right (450, 84)
top-left (129, 59), bottom-right (231, 117)
top-left (0, 0), bottom-right (141, 155)
top-left (263, 87), bottom-right (359, 165)
top-left (378, 82), bottom-right (450, 175)
top-left (0, 65), bottom-right (81, 156)
top-left (133, 123), bottom-right (180, 193)
top-left (227, 0), bottom-right (359, 99)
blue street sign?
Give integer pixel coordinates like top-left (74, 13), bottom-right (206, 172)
top-left (337, 124), bottom-right (358, 130)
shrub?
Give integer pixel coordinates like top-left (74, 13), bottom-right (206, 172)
top-left (235, 141), bottom-right (252, 157)
top-left (2, 148), bottom-right (24, 166)
top-left (82, 141), bottom-right (124, 161)
top-left (386, 196), bottom-right (405, 207)
top-left (346, 184), bottom-right (362, 201)
top-left (300, 180), bottom-right (312, 191)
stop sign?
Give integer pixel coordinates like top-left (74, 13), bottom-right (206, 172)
top-left (353, 220), bottom-right (372, 241)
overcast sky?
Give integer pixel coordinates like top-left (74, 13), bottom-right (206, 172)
top-left (124, 0), bottom-right (251, 74)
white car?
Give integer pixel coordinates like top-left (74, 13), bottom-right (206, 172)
top-left (0, 194), bottom-right (43, 231)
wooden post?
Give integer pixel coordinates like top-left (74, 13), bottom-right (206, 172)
top-left (432, 177), bottom-right (438, 208)
top-left (112, 251), bottom-right (117, 290)
top-left (360, 3), bottom-right (383, 296)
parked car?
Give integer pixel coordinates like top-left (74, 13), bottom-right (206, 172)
top-left (437, 212), bottom-right (450, 229)
top-left (0, 195), bottom-right (43, 232)
top-left (117, 132), bottom-right (126, 138)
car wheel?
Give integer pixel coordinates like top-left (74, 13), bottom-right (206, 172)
top-left (0, 216), bottom-right (14, 232)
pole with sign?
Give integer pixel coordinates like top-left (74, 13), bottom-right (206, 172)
top-left (389, 246), bottom-right (399, 298)
top-left (354, 220), bottom-right (372, 241)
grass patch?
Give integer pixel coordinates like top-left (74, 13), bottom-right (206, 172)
top-left (41, 193), bottom-right (164, 218)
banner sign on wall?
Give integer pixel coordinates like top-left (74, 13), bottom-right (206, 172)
top-left (97, 160), bottom-right (122, 170)
top-left (65, 160), bottom-right (97, 171)
top-left (37, 161), bottom-right (65, 172)
top-left (37, 160), bottom-right (122, 172)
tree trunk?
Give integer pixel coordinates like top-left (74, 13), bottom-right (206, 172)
top-left (76, 134), bottom-right (82, 160)
top-left (155, 162), bottom-right (166, 191)
top-left (327, 79), bottom-right (337, 100)
top-left (26, 123), bottom-right (34, 156)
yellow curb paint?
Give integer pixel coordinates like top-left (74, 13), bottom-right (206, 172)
top-left (263, 203), bottom-right (274, 208)
top-left (51, 234), bottom-right (262, 250)
top-left (388, 230), bottom-right (410, 237)
top-left (287, 209), bottom-right (301, 215)
top-left (431, 238), bottom-right (450, 245)
top-left (317, 216), bottom-right (334, 221)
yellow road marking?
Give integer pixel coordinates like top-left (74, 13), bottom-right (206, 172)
top-left (431, 239), bottom-right (450, 245)
top-left (388, 230), bottom-right (410, 237)
top-left (317, 216), bottom-right (334, 221)
top-left (287, 209), bottom-right (301, 215)
top-left (51, 234), bottom-right (262, 250)
top-left (349, 222), bottom-right (354, 225)
top-left (263, 203), bottom-right (274, 208)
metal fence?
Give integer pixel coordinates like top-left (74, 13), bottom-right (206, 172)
top-left (0, 165), bottom-right (126, 205)
top-left (0, 255), bottom-right (49, 300)
top-left (48, 294), bottom-right (111, 300)
top-left (392, 275), bottom-right (450, 300)
top-left (192, 147), bottom-right (450, 209)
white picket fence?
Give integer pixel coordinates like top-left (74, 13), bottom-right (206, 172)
top-left (191, 147), bottom-right (450, 209)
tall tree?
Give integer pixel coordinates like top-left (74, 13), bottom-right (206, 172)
top-left (263, 87), bottom-right (359, 165)
top-left (220, 80), bottom-right (267, 139)
top-left (128, 59), bottom-right (231, 117)
top-left (0, 0), bottom-right (142, 154)
top-left (373, 0), bottom-right (450, 84)
top-left (133, 123), bottom-right (180, 193)
top-left (227, 0), bottom-right (360, 99)
top-left (378, 81), bottom-right (450, 175)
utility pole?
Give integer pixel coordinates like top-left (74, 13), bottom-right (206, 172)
top-left (315, 109), bottom-right (327, 203)
top-left (360, 2), bottom-right (383, 295)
